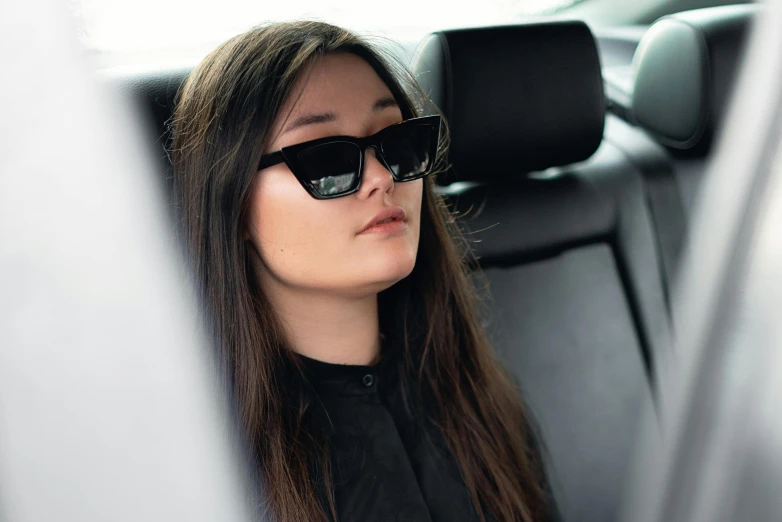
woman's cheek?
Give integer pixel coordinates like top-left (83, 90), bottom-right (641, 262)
top-left (249, 173), bottom-right (426, 291)
top-left (250, 172), bottom-right (349, 287)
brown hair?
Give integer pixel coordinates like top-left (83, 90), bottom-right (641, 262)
top-left (171, 20), bottom-right (550, 522)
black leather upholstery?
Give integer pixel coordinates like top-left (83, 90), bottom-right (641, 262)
top-left (602, 114), bottom-right (688, 306)
top-left (415, 22), bottom-right (669, 522)
top-left (450, 142), bottom-right (666, 522)
top-left (414, 22), bottom-right (605, 180)
top-left (601, 6), bottom-right (758, 292)
top-left (631, 5), bottom-right (756, 151)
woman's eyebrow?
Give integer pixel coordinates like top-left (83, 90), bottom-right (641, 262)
top-left (282, 96), bottom-right (398, 135)
top-left (282, 112), bottom-right (337, 134)
top-left (373, 95), bottom-right (398, 111)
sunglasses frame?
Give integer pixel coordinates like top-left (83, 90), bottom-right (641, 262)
top-left (258, 115), bottom-right (442, 200)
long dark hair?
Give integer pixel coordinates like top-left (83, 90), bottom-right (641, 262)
top-left (171, 20), bottom-right (549, 522)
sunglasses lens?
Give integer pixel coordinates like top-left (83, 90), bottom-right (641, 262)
top-left (296, 141), bottom-right (361, 196)
top-left (381, 124), bottom-right (437, 180)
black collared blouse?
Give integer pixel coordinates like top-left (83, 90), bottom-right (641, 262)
top-left (296, 351), bottom-right (555, 522)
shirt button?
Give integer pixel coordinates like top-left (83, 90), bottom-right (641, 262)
top-left (362, 374), bottom-right (375, 387)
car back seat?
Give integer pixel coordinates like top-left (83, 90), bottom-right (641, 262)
top-left (413, 22), bottom-right (669, 522)
top-left (604, 5), bottom-right (757, 289)
top-left (101, 22), bottom-right (672, 522)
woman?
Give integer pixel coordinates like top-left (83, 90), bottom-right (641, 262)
top-left (171, 20), bottom-right (554, 522)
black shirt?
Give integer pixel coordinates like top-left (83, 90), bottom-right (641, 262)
top-left (297, 351), bottom-right (489, 522)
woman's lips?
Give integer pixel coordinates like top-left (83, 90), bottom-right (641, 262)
top-left (358, 207), bottom-right (407, 235)
top-left (359, 219), bottom-right (408, 235)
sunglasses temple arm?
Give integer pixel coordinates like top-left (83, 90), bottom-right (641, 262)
top-left (258, 151), bottom-right (284, 170)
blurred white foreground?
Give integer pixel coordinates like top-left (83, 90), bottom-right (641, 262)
top-left (0, 1), bottom-right (255, 521)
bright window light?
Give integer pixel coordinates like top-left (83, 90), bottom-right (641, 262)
top-left (71, 0), bottom-right (583, 53)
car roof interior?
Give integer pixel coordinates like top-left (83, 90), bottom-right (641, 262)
top-left (99, 5), bottom-right (758, 521)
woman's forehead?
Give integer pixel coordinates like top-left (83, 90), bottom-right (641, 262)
top-left (268, 52), bottom-right (402, 147)
top-left (283, 53), bottom-right (397, 121)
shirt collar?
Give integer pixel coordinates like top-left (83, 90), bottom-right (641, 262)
top-left (295, 348), bottom-right (398, 396)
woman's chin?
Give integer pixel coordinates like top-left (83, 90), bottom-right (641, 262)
top-left (343, 251), bottom-right (417, 293)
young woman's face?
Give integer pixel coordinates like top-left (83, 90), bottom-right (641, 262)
top-left (247, 53), bottom-right (423, 297)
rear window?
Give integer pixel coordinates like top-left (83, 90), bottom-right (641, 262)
top-left (72, 0), bottom-right (584, 54)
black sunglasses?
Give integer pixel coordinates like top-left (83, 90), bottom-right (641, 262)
top-left (258, 115), bottom-right (441, 199)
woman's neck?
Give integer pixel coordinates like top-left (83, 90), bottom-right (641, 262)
top-left (265, 284), bottom-right (381, 366)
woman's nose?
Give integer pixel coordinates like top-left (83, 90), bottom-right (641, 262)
top-left (356, 147), bottom-right (394, 199)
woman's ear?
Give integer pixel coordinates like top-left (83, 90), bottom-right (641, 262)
top-left (244, 223), bottom-right (262, 259)
top-left (242, 215), bottom-right (254, 241)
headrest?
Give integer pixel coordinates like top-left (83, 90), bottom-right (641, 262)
top-left (99, 66), bottom-right (192, 149)
top-left (413, 22), bottom-right (605, 181)
top-left (631, 5), bottom-right (757, 151)
top-left (98, 66), bottom-right (191, 206)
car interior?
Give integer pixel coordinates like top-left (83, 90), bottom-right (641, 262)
top-left (97, 4), bottom-right (758, 522)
